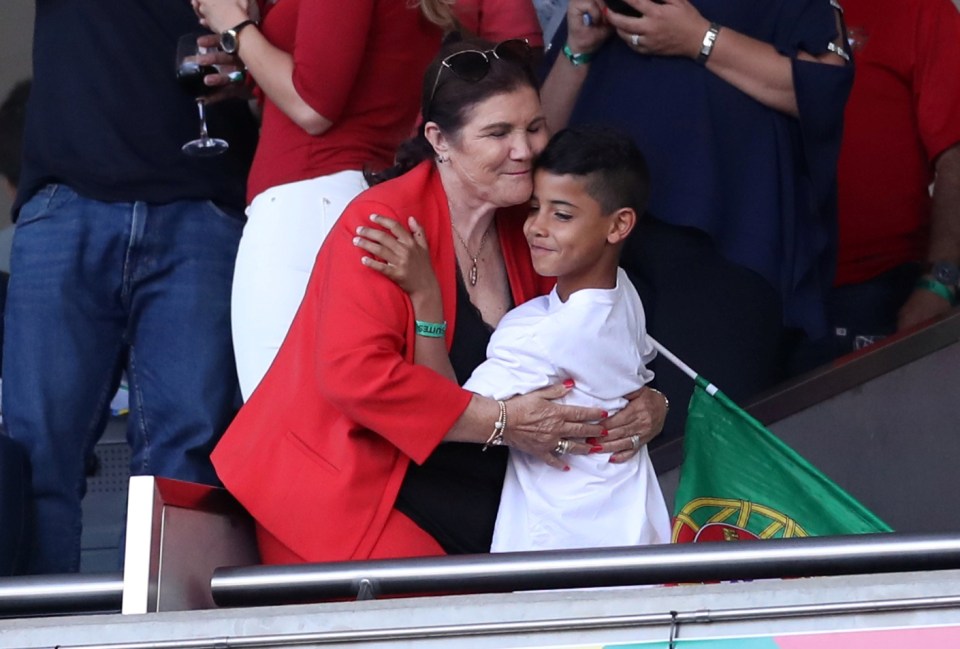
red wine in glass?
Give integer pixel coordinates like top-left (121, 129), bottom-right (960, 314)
top-left (176, 34), bottom-right (228, 156)
top-left (177, 61), bottom-right (220, 98)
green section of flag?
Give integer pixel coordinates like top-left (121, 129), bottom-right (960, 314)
top-left (672, 384), bottom-right (891, 541)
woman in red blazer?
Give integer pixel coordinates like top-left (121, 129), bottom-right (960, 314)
top-left (212, 39), bottom-right (668, 564)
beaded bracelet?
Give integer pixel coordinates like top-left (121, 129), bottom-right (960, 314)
top-left (483, 400), bottom-right (507, 451)
top-left (415, 320), bottom-right (446, 338)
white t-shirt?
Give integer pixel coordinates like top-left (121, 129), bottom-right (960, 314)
top-left (464, 268), bottom-right (671, 552)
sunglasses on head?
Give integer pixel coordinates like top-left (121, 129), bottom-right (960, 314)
top-left (425, 39), bottom-right (533, 117)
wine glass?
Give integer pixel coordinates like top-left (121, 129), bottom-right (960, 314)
top-left (176, 33), bottom-right (229, 156)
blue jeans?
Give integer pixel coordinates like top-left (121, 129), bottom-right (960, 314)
top-left (2, 185), bottom-right (243, 573)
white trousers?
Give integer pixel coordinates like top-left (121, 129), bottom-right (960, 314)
top-left (231, 170), bottom-right (368, 401)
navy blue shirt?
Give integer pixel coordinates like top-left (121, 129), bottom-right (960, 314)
top-left (15, 0), bottom-right (258, 218)
top-left (549, 0), bottom-right (851, 337)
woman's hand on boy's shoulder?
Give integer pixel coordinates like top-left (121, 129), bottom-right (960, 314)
top-left (354, 213), bottom-right (440, 299)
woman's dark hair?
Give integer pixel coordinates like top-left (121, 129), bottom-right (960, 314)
top-left (365, 37), bottom-right (539, 186)
top-left (535, 126), bottom-right (652, 216)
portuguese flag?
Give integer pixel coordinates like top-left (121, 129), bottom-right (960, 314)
top-left (648, 340), bottom-right (893, 543)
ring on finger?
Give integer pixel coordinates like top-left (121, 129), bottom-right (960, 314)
top-left (630, 434), bottom-right (641, 451)
top-left (631, 33), bottom-right (641, 47)
top-left (227, 69), bottom-right (246, 84)
top-left (553, 439), bottom-right (571, 456)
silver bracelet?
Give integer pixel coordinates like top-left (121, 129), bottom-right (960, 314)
top-left (647, 387), bottom-right (670, 413)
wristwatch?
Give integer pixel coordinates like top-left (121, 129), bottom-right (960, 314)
top-left (697, 22), bottom-right (721, 65)
top-left (916, 261), bottom-right (960, 305)
top-left (220, 19), bottom-right (257, 55)
top-left (928, 261), bottom-right (960, 288)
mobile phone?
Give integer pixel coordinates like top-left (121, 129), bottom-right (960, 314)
top-left (604, 0), bottom-right (643, 18)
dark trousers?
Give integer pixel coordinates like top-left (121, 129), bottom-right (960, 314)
top-left (0, 434), bottom-right (31, 575)
top-left (623, 218), bottom-right (785, 449)
top-left (787, 262), bottom-right (921, 376)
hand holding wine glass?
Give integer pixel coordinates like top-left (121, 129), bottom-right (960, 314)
top-left (176, 33), bottom-right (229, 156)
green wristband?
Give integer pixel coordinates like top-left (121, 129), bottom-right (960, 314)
top-left (915, 277), bottom-right (957, 306)
top-left (562, 44), bottom-right (594, 66)
top-left (415, 320), bottom-right (447, 338)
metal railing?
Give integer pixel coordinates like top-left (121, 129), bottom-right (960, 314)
top-left (38, 594), bottom-right (960, 649)
top-left (0, 572), bottom-right (122, 617)
top-left (212, 532), bottom-right (960, 607)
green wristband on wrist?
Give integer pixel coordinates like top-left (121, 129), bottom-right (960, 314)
top-left (562, 44), bottom-right (594, 66)
top-left (415, 320), bottom-right (447, 338)
top-left (915, 277), bottom-right (957, 305)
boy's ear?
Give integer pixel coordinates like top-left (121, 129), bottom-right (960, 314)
top-left (424, 121), bottom-right (449, 159)
top-left (607, 207), bottom-right (637, 244)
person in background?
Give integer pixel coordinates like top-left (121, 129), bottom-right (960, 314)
top-left (211, 39), bottom-right (667, 564)
top-left (4, 0), bottom-right (258, 574)
top-left (540, 0), bottom-right (851, 445)
top-left (531, 0), bottom-right (570, 43)
top-left (793, 0), bottom-right (960, 368)
top-left (0, 79), bottom-right (29, 275)
top-left (366, 126), bottom-right (671, 552)
top-left (191, 0), bottom-right (453, 401)
top-left (456, 0), bottom-right (545, 46)
top-left (0, 79), bottom-right (29, 378)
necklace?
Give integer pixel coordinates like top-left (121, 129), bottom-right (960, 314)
top-left (452, 222), bottom-right (493, 287)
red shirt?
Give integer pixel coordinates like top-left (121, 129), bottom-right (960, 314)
top-left (835, 0), bottom-right (960, 286)
top-left (246, 0), bottom-right (442, 203)
top-left (455, 0), bottom-right (544, 45)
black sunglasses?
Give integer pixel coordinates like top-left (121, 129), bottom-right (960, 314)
top-left (425, 39), bottom-right (533, 117)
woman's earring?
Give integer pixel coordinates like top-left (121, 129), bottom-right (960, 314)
top-left (436, 154), bottom-right (449, 164)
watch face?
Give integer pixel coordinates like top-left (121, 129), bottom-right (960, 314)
top-left (220, 31), bottom-right (238, 54)
top-left (933, 262), bottom-right (960, 286)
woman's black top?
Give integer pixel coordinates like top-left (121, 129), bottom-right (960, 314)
top-left (394, 269), bottom-right (510, 554)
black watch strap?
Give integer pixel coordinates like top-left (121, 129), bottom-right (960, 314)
top-left (231, 19), bottom-right (257, 35)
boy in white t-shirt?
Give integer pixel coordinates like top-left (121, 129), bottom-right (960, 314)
top-left (366, 126), bottom-right (670, 551)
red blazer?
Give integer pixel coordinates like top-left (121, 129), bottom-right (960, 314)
top-left (212, 162), bottom-right (552, 562)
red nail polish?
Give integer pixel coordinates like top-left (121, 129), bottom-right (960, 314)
top-left (601, 411), bottom-right (609, 419)
top-left (563, 465), bottom-right (571, 472)
top-left (600, 429), bottom-right (609, 437)
top-left (608, 456), bottom-right (618, 464)
top-left (590, 445), bottom-right (603, 453)
top-left (563, 378), bottom-right (575, 388)
top-left (586, 437), bottom-right (598, 445)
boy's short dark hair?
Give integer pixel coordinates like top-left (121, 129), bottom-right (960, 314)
top-left (534, 126), bottom-right (650, 216)
top-left (0, 80), bottom-right (31, 188)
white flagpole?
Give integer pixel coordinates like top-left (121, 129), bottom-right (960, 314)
top-left (648, 335), bottom-right (720, 396)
